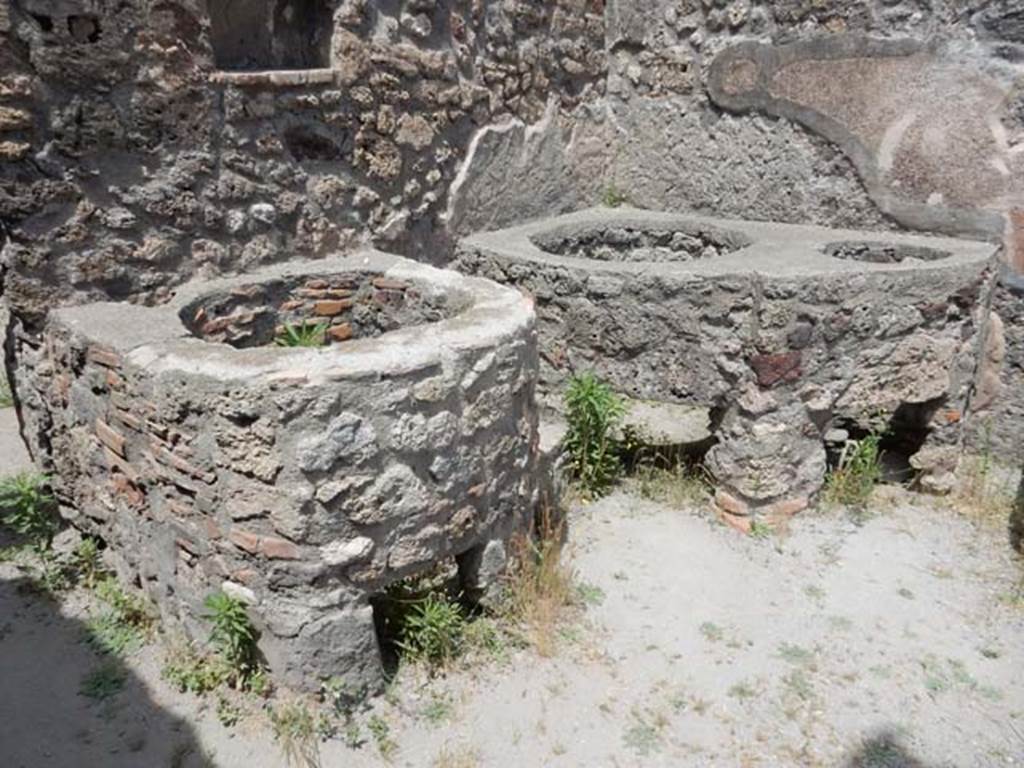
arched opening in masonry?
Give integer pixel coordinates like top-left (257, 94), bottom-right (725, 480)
top-left (208, 0), bottom-right (332, 71)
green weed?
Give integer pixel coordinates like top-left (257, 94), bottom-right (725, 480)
top-left (728, 680), bottom-right (757, 700)
top-left (204, 590), bottom-right (260, 688)
top-left (601, 184), bottom-right (628, 208)
top-left (622, 707), bottom-right (665, 757)
top-left (80, 660), bottom-right (126, 701)
top-left (216, 695), bottom-right (243, 728)
top-left (563, 373), bottom-right (626, 497)
top-left (699, 621), bottom-right (724, 642)
top-left (368, 714), bottom-right (397, 760)
top-left (421, 692), bottom-right (454, 725)
top-left (777, 642), bottom-right (814, 665)
top-left (824, 432), bottom-right (883, 507)
top-left (275, 322), bottom-right (328, 348)
top-left (86, 577), bottom-right (152, 656)
top-left (0, 375), bottom-right (12, 408)
top-left (396, 591), bottom-right (466, 667)
top-left (72, 536), bottom-right (105, 588)
top-left (0, 472), bottom-right (57, 549)
top-left (576, 581), bottom-right (605, 606)
top-left (162, 647), bottom-right (232, 695)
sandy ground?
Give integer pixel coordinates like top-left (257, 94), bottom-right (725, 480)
top-left (2, 404), bottom-right (1023, 768)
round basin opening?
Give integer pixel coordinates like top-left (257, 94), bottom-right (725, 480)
top-left (531, 224), bottom-right (750, 263)
top-left (179, 271), bottom-right (468, 349)
top-left (824, 241), bottom-right (952, 264)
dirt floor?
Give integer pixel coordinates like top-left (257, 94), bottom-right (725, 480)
top-left (2, 403), bottom-right (1023, 768)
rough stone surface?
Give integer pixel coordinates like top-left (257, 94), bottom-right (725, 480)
top-left (965, 268), bottom-right (1024, 465)
top-left (12, 251), bottom-right (539, 690)
top-left (457, 207), bottom-right (998, 514)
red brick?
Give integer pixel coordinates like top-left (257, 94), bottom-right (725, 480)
top-left (327, 323), bottom-right (354, 342)
top-left (87, 346), bottom-right (121, 369)
top-left (749, 351), bottom-right (802, 388)
top-left (203, 518), bottom-right (223, 541)
top-left (228, 528), bottom-right (261, 554)
top-left (718, 507), bottom-right (752, 534)
top-left (95, 419), bottom-right (127, 457)
top-left (714, 489), bottom-right (748, 517)
top-left (313, 299), bottom-right (354, 316)
top-left (372, 277), bottom-right (408, 291)
top-left (259, 535), bottom-right (301, 560)
top-left (110, 474), bottom-right (144, 507)
top-left (102, 447), bottom-right (139, 482)
top-left (149, 441), bottom-right (215, 484)
top-left (761, 495), bottom-right (808, 524)
top-left (1010, 208), bottom-right (1024, 273)
top-left (113, 409), bottom-right (143, 431)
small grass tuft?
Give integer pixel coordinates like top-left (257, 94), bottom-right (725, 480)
top-left (622, 707), bottom-right (666, 757)
top-left (269, 700), bottom-right (321, 768)
top-left (824, 431), bottom-right (883, 508)
top-left (500, 509), bottom-right (579, 657)
top-left (601, 183), bottom-right (629, 208)
top-left (433, 743), bottom-right (480, 768)
top-left (368, 713), bottom-right (397, 760)
top-left (80, 660), bottom-right (126, 701)
top-left (275, 321), bottom-right (328, 348)
top-left (699, 621), bottom-right (724, 642)
top-left (0, 472), bottom-right (58, 549)
top-left (631, 462), bottom-right (710, 507)
top-left (0, 375), bottom-right (12, 408)
top-left (86, 576), bottom-right (153, 657)
top-left (71, 536), bottom-right (105, 588)
top-left (162, 646), bottom-right (233, 695)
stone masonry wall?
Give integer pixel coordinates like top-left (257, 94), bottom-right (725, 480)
top-left (0, 0), bottom-right (605, 326)
top-left (2, 1), bottom-right (1024, 455)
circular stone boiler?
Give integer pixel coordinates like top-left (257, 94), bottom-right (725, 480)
top-left (455, 208), bottom-right (998, 528)
top-left (32, 251), bottom-right (539, 690)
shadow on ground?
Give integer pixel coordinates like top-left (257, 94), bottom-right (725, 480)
top-left (0, 569), bottom-right (208, 768)
top-left (843, 729), bottom-right (938, 768)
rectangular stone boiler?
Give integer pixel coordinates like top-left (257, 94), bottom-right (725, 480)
top-left (455, 207), bottom-right (1000, 526)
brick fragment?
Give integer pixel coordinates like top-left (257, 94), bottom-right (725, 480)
top-left (228, 528), bottom-right (260, 554)
top-left (95, 418), bottom-right (127, 457)
top-left (327, 323), bottom-right (354, 342)
top-left (87, 346), bottom-right (121, 368)
top-left (749, 351), bottom-right (802, 388)
top-left (313, 299), bottom-right (354, 316)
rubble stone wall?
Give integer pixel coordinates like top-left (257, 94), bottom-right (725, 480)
top-left (2, 2), bottom-right (1023, 479)
top-left (17, 252), bottom-right (539, 689)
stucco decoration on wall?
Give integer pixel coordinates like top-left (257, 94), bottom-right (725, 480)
top-left (709, 35), bottom-right (1022, 242)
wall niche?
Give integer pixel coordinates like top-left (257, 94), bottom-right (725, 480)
top-left (208, 0), bottom-right (332, 71)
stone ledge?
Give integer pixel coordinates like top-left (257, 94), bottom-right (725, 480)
top-left (210, 69), bottom-right (337, 87)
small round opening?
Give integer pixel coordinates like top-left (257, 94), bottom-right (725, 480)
top-left (532, 224), bottom-right (749, 263)
top-left (824, 241), bottom-right (952, 264)
top-left (179, 272), bottom-right (466, 349)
